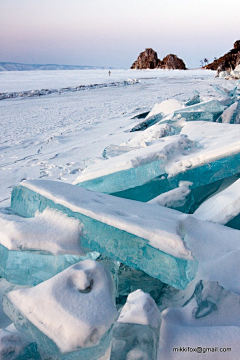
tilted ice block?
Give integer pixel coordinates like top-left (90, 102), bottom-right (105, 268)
top-left (216, 101), bottom-right (240, 124)
top-left (131, 111), bottom-right (150, 120)
top-left (0, 243), bottom-right (98, 286)
top-left (11, 180), bottom-right (197, 289)
top-left (212, 84), bottom-right (237, 97)
top-left (164, 122), bottom-right (240, 189)
top-left (74, 135), bottom-right (197, 194)
top-left (176, 99), bottom-right (224, 113)
top-left (219, 95), bottom-right (238, 107)
top-left (172, 99), bottom-right (224, 121)
top-left (3, 260), bottom-right (117, 360)
top-left (111, 290), bottom-right (160, 360)
top-left (0, 209), bottom-right (99, 285)
top-left (0, 325), bottom-right (40, 360)
top-left (102, 144), bottom-right (141, 159)
top-left (194, 178), bottom-right (240, 227)
top-left (130, 113), bottom-right (164, 132)
top-left (76, 122), bottom-right (240, 202)
top-left (158, 285), bottom-right (240, 360)
top-left (185, 94), bottom-right (201, 106)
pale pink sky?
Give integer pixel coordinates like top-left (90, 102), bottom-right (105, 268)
top-left (0, 0), bottom-right (239, 68)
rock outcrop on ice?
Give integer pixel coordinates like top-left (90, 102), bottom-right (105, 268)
top-left (130, 48), bottom-right (186, 70)
top-left (161, 54), bottom-right (186, 70)
top-left (205, 40), bottom-right (240, 77)
top-left (130, 48), bottom-right (162, 70)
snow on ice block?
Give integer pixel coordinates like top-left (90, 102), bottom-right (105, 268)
top-left (3, 260), bottom-right (117, 360)
top-left (194, 178), bottom-right (240, 227)
top-left (0, 325), bottom-right (40, 360)
top-left (75, 122), bottom-right (240, 202)
top-left (111, 290), bottom-right (160, 360)
top-left (146, 99), bottom-right (183, 119)
top-left (158, 290), bottom-right (240, 360)
top-left (11, 179), bottom-right (197, 289)
top-left (126, 123), bottom-right (176, 148)
top-left (148, 181), bottom-right (193, 213)
top-left (74, 135), bottom-right (197, 194)
top-left (174, 99), bottom-right (225, 118)
top-left (0, 209), bottom-right (99, 285)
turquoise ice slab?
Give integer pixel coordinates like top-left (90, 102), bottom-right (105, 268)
top-left (166, 99), bottom-right (224, 122)
top-left (74, 135), bottom-right (197, 195)
top-left (130, 113), bottom-right (164, 132)
top-left (11, 180), bottom-right (197, 290)
top-left (0, 243), bottom-right (99, 286)
top-left (111, 150), bottom-right (240, 202)
top-left (3, 260), bottom-right (116, 360)
top-left (3, 295), bottom-right (113, 360)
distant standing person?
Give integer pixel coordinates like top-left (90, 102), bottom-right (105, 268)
top-left (108, 70), bottom-right (111, 76)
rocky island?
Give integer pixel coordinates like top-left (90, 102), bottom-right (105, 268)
top-left (130, 48), bottom-right (186, 70)
top-left (205, 40), bottom-right (240, 77)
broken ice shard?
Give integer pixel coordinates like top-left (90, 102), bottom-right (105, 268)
top-left (169, 99), bottom-right (224, 122)
top-left (74, 135), bottom-right (197, 196)
top-left (11, 180), bottom-right (197, 289)
top-left (131, 111), bottom-right (150, 120)
top-left (185, 94), bottom-right (201, 106)
top-left (0, 325), bottom-right (40, 360)
top-left (75, 122), bottom-right (240, 202)
top-left (212, 84), bottom-right (237, 97)
top-left (102, 144), bottom-right (140, 159)
top-left (0, 209), bottom-right (99, 285)
top-left (3, 260), bottom-right (117, 360)
top-left (216, 101), bottom-right (240, 124)
top-left (130, 113), bottom-right (164, 132)
top-left (194, 178), bottom-right (240, 229)
top-left (111, 290), bottom-right (160, 360)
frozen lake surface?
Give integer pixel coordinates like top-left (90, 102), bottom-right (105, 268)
top-left (1, 69), bottom-right (240, 359)
top-left (0, 69), bottom-right (225, 206)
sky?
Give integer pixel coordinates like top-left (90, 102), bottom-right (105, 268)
top-left (0, 0), bottom-right (239, 69)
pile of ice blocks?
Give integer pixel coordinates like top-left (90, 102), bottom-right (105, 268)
top-left (1, 83), bottom-right (240, 359)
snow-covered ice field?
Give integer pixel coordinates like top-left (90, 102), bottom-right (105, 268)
top-left (1, 68), bottom-right (240, 359)
top-left (0, 69), bottom-right (225, 206)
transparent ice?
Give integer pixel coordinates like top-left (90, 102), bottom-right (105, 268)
top-left (111, 290), bottom-right (160, 360)
top-left (10, 180), bottom-right (197, 290)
